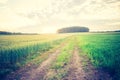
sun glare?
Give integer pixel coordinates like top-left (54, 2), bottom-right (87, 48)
top-left (41, 28), bottom-right (56, 33)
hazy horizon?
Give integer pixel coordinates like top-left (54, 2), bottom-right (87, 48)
top-left (0, 0), bottom-right (120, 33)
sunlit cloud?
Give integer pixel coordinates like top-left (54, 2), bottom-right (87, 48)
top-left (0, 0), bottom-right (120, 33)
top-left (0, 0), bottom-right (8, 4)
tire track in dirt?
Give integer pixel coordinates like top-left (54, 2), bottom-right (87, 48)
top-left (79, 52), bottom-right (112, 80)
top-left (5, 41), bottom-right (67, 80)
top-left (21, 42), bottom-right (67, 80)
top-left (63, 46), bottom-right (112, 80)
top-left (24, 49), bottom-right (60, 80)
top-left (63, 47), bottom-right (85, 80)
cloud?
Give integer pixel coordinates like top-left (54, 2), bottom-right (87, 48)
top-left (0, 0), bottom-right (8, 4)
top-left (0, 6), bottom-right (37, 31)
top-left (0, 0), bottom-right (120, 33)
top-left (8, 0), bottom-right (52, 14)
top-left (8, 0), bottom-right (120, 20)
top-left (102, 0), bottom-right (120, 3)
top-left (66, 0), bottom-right (120, 20)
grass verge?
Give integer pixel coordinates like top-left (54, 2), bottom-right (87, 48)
top-left (45, 38), bottom-right (75, 80)
top-left (0, 38), bottom-right (65, 79)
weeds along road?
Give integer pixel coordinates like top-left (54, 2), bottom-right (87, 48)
top-left (5, 39), bottom-right (68, 80)
top-left (63, 47), bottom-right (85, 80)
top-left (62, 37), bottom-right (112, 80)
top-left (5, 36), bottom-right (112, 80)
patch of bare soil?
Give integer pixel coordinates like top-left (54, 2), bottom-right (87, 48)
top-left (5, 42), bottom-right (66, 80)
top-left (63, 47), bottom-right (112, 80)
top-left (63, 47), bottom-right (85, 80)
top-left (22, 49), bottom-right (60, 80)
top-left (80, 52), bottom-right (112, 80)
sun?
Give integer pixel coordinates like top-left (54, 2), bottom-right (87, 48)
top-left (41, 27), bottom-right (57, 33)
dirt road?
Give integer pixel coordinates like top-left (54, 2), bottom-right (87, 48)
top-left (5, 42), bottom-right (112, 80)
top-left (63, 46), bottom-right (112, 80)
top-left (63, 47), bottom-right (85, 80)
top-left (5, 41), bottom-right (66, 80)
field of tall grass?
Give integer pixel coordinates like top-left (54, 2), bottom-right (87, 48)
top-left (77, 33), bottom-right (120, 80)
top-left (0, 34), bottom-right (68, 78)
top-left (0, 33), bottom-right (120, 80)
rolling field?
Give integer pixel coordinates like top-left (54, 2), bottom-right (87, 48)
top-left (0, 34), bottom-right (69, 79)
top-left (0, 33), bottom-right (120, 80)
top-left (77, 33), bottom-right (120, 80)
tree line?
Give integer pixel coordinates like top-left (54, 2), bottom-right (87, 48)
top-left (0, 31), bottom-right (38, 35)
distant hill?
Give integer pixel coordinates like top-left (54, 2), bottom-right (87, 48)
top-left (57, 26), bottom-right (89, 33)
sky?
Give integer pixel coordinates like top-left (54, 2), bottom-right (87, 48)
top-left (0, 0), bottom-right (120, 33)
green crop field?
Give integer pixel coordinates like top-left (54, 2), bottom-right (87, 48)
top-left (0, 34), bottom-right (69, 78)
top-left (77, 32), bottom-right (120, 80)
top-left (0, 32), bottom-right (120, 80)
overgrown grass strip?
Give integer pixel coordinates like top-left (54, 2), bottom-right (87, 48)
top-left (0, 38), bottom-right (65, 78)
top-left (77, 33), bottom-right (120, 80)
top-left (45, 38), bottom-right (75, 80)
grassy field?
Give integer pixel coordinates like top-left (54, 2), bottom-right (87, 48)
top-left (0, 32), bottom-right (120, 80)
top-left (0, 34), bottom-right (69, 78)
top-left (77, 32), bottom-right (120, 80)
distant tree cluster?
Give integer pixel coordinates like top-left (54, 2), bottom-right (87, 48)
top-left (0, 31), bottom-right (38, 35)
top-left (0, 31), bottom-right (12, 35)
top-left (57, 26), bottom-right (89, 33)
top-left (114, 30), bottom-right (120, 32)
